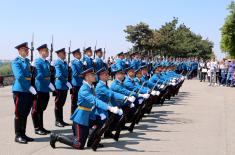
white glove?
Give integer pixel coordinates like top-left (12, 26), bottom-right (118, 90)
top-left (130, 103), bottom-right (135, 108)
top-left (138, 98), bottom-right (144, 104)
top-left (66, 82), bottom-right (72, 89)
top-left (171, 82), bottom-right (176, 86)
top-left (138, 94), bottom-right (144, 98)
top-left (118, 109), bottom-right (123, 115)
top-left (83, 61), bottom-right (87, 66)
top-left (100, 113), bottom-right (106, 120)
top-left (29, 86), bottom-right (37, 95)
top-left (31, 61), bottom-right (36, 67)
top-left (109, 106), bottom-right (119, 114)
top-left (151, 90), bottom-right (157, 96)
top-left (48, 83), bottom-right (55, 91)
top-left (156, 91), bottom-right (160, 96)
top-left (127, 96), bottom-right (136, 103)
top-left (143, 93), bottom-right (150, 99)
top-left (160, 85), bottom-right (165, 89)
top-left (93, 59), bottom-right (96, 63)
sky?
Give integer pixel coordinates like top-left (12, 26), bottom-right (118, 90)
top-left (0, 0), bottom-right (232, 60)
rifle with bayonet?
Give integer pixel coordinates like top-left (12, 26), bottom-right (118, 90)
top-left (49, 36), bottom-right (56, 96)
top-left (30, 33), bottom-right (35, 88)
top-left (68, 40), bottom-right (72, 94)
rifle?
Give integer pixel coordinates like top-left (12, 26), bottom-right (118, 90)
top-left (93, 40), bottom-right (97, 59)
top-left (68, 41), bottom-right (72, 94)
top-left (91, 84), bottom-right (139, 151)
top-left (30, 33), bottom-right (35, 87)
top-left (135, 78), bottom-right (161, 124)
top-left (50, 35), bottom-right (56, 96)
top-left (113, 81), bottom-right (146, 141)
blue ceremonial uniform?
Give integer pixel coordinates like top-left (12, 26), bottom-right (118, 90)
top-left (95, 57), bottom-right (106, 71)
top-left (123, 76), bottom-right (149, 94)
top-left (134, 77), bottom-right (150, 93)
top-left (83, 55), bottom-right (94, 70)
top-left (95, 80), bottom-right (125, 116)
top-left (110, 79), bottom-right (136, 97)
top-left (71, 81), bottom-right (109, 126)
top-left (54, 59), bottom-right (69, 90)
top-left (71, 59), bottom-right (83, 87)
top-left (34, 58), bottom-right (51, 92)
top-left (12, 56), bottom-right (32, 92)
top-left (115, 58), bottom-right (125, 70)
top-left (131, 59), bottom-right (141, 70)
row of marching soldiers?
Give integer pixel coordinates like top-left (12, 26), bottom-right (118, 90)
top-left (11, 42), bottom-right (185, 151)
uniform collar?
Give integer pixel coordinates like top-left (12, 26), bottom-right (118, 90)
top-left (100, 80), bottom-right (106, 85)
top-left (83, 80), bottom-right (93, 89)
top-left (39, 56), bottom-right (46, 61)
top-left (18, 55), bottom-right (26, 61)
top-left (74, 58), bottom-right (81, 61)
top-left (58, 57), bottom-right (65, 63)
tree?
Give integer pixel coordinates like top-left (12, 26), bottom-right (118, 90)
top-left (220, 1), bottom-right (235, 56)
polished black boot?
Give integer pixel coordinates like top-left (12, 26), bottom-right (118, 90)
top-left (14, 118), bottom-right (27, 144)
top-left (33, 113), bottom-right (46, 135)
top-left (55, 109), bottom-right (64, 127)
top-left (21, 118), bottom-right (34, 142)
top-left (39, 112), bottom-right (51, 134)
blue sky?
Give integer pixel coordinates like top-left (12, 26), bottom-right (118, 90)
top-left (0, 0), bottom-right (232, 60)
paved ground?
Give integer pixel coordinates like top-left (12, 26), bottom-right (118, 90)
top-left (0, 79), bottom-right (234, 155)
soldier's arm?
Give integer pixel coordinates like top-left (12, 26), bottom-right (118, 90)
top-left (54, 63), bottom-right (67, 82)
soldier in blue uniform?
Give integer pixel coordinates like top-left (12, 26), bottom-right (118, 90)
top-left (123, 52), bottom-right (131, 68)
top-left (54, 48), bottom-right (72, 127)
top-left (83, 47), bottom-right (94, 70)
top-left (115, 52), bottom-right (126, 70)
top-left (131, 52), bottom-right (142, 70)
top-left (94, 48), bottom-right (106, 71)
top-left (50, 68), bottom-right (122, 150)
top-left (31, 44), bottom-right (53, 135)
top-left (70, 48), bottom-right (84, 115)
top-left (12, 42), bottom-right (36, 144)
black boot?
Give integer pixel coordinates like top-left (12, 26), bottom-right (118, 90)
top-left (14, 118), bottom-right (27, 144)
top-left (55, 109), bottom-right (64, 127)
top-left (60, 109), bottom-right (70, 126)
top-left (33, 113), bottom-right (46, 135)
top-left (40, 112), bottom-right (51, 134)
top-left (50, 133), bottom-right (58, 148)
top-left (57, 134), bottom-right (74, 147)
top-left (21, 118), bottom-right (34, 142)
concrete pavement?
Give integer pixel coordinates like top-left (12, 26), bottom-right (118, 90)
top-left (0, 80), bottom-right (234, 155)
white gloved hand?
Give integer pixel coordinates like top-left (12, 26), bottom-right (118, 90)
top-left (66, 82), bottom-right (72, 89)
top-left (93, 59), bottom-right (96, 63)
top-left (160, 84), bottom-right (165, 89)
top-left (48, 83), bottom-right (55, 91)
top-left (118, 109), bottom-right (123, 115)
top-left (171, 82), bottom-right (176, 86)
top-left (100, 113), bottom-right (106, 120)
top-left (151, 90), bottom-right (157, 96)
top-left (127, 96), bottom-right (136, 103)
top-left (83, 61), bottom-right (87, 66)
top-left (143, 93), bottom-right (150, 99)
top-left (109, 106), bottom-right (119, 114)
top-left (156, 91), bottom-right (160, 96)
top-left (130, 103), bottom-right (135, 108)
top-left (138, 98), bottom-right (144, 104)
top-left (29, 86), bottom-right (37, 95)
top-left (138, 94), bottom-right (144, 98)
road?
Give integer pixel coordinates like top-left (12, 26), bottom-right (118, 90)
top-left (0, 80), bottom-right (234, 155)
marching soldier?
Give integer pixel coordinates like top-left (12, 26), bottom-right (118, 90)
top-left (83, 47), bottom-right (94, 70)
top-left (131, 52), bottom-right (141, 70)
top-left (50, 68), bottom-right (122, 150)
top-left (12, 42), bottom-right (36, 143)
top-left (31, 44), bottom-right (54, 135)
top-left (54, 48), bottom-right (72, 127)
top-left (70, 48), bottom-right (84, 115)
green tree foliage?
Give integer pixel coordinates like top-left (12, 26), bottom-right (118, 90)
top-left (220, 1), bottom-right (235, 56)
top-left (124, 18), bottom-right (213, 59)
top-left (0, 63), bottom-right (12, 76)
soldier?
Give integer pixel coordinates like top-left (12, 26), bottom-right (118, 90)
top-left (12, 42), bottom-right (36, 143)
top-left (54, 48), bottom-right (72, 127)
top-left (50, 68), bottom-right (122, 150)
top-left (115, 52), bottom-right (126, 70)
top-left (70, 48), bottom-right (84, 115)
top-left (83, 47), bottom-right (94, 70)
top-left (94, 48), bottom-right (106, 71)
top-left (131, 52), bottom-right (141, 70)
top-left (31, 44), bottom-right (54, 135)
